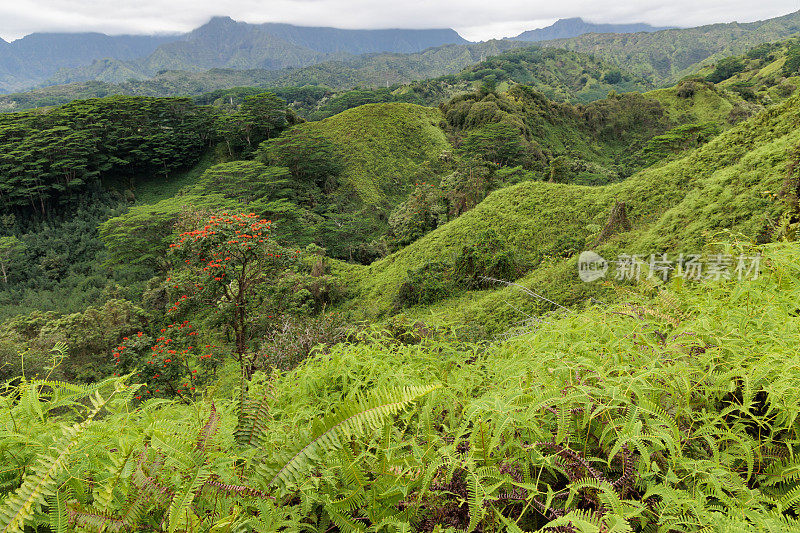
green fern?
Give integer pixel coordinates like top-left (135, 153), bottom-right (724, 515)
top-left (0, 387), bottom-right (118, 533)
top-left (259, 384), bottom-right (439, 490)
top-left (46, 488), bottom-right (69, 533)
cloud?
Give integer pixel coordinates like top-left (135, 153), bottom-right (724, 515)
top-left (0, 0), bottom-right (797, 42)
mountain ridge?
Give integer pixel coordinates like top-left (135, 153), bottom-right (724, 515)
top-left (538, 9), bottom-right (800, 83)
top-left (0, 18), bottom-right (469, 93)
top-left (4, 10), bottom-right (800, 94)
top-left (0, 32), bottom-right (184, 91)
top-left (511, 17), bottom-right (673, 41)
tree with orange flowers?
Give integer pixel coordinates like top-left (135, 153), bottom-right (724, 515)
top-left (168, 212), bottom-right (301, 378)
top-left (113, 324), bottom-right (220, 401)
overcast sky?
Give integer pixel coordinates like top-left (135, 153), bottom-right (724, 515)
top-left (1, 0), bottom-right (799, 42)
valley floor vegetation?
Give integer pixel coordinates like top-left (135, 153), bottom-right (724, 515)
top-left (2, 33), bottom-right (800, 532)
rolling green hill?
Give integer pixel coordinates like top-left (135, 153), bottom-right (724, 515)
top-left (347, 89), bottom-right (800, 333)
top-left (289, 103), bottom-right (450, 207)
top-left (695, 36), bottom-right (800, 107)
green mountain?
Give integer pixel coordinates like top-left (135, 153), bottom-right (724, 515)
top-left (31, 17), bottom-right (470, 90)
top-left (4, 44), bottom-right (648, 113)
top-left (11, 9), bottom-right (799, 108)
top-left (540, 10), bottom-right (800, 84)
top-left (42, 39), bottom-right (526, 89)
top-left (693, 36), bottom-right (800, 107)
top-left (511, 17), bottom-right (672, 41)
top-left (0, 32), bottom-right (183, 93)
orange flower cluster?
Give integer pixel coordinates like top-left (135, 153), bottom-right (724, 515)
top-left (171, 213), bottom-right (271, 252)
top-left (115, 320), bottom-right (215, 400)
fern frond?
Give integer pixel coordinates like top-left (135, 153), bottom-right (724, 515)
top-left (235, 390), bottom-right (272, 447)
top-left (166, 464), bottom-right (210, 533)
top-left (495, 509), bottom-right (529, 533)
top-left (65, 502), bottom-right (127, 533)
top-left (761, 457), bottom-right (800, 488)
top-left (196, 402), bottom-right (220, 453)
top-left (776, 484), bottom-right (800, 513)
top-left (466, 469), bottom-right (486, 533)
top-left (46, 488), bottom-right (69, 533)
top-left (259, 384), bottom-right (439, 490)
top-left (93, 446), bottom-right (136, 512)
top-left (540, 508), bottom-right (605, 532)
top-left (0, 387), bottom-right (115, 533)
top-left (324, 503), bottom-right (365, 533)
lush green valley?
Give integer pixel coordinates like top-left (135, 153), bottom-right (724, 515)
top-left (3, 14), bottom-right (800, 532)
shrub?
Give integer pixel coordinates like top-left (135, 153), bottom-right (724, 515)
top-left (394, 261), bottom-right (454, 307)
top-left (454, 233), bottom-right (523, 289)
top-left (782, 45), bottom-right (800, 77)
top-left (257, 312), bottom-right (350, 371)
top-left (706, 57), bottom-right (746, 83)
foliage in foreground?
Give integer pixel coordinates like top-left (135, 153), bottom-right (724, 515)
top-left (2, 242), bottom-right (800, 531)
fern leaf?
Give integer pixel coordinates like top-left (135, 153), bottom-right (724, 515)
top-left (777, 484), bottom-right (800, 513)
top-left (0, 387), bottom-right (114, 533)
top-left (540, 508), bottom-right (605, 532)
top-left (196, 403), bottom-right (220, 453)
top-left (495, 509), bottom-right (529, 533)
top-left (167, 464), bottom-right (211, 533)
top-left (260, 384), bottom-right (439, 490)
top-left (46, 488), bottom-right (69, 533)
top-left (324, 503), bottom-right (365, 533)
top-left (235, 390), bottom-right (272, 447)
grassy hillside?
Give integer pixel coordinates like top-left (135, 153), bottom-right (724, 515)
top-left (285, 103), bottom-right (450, 207)
top-left (436, 46), bottom-right (650, 102)
top-left (645, 82), bottom-right (747, 126)
top-left (698, 36), bottom-right (800, 107)
top-left (348, 90), bottom-right (800, 333)
top-left (97, 102), bottom-right (452, 271)
top-left (637, 36), bottom-right (800, 130)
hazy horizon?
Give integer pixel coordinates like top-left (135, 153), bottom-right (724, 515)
top-left (1, 1), bottom-right (797, 43)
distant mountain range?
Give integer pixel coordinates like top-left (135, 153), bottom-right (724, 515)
top-left (539, 9), bottom-right (800, 83)
top-left (0, 18), bottom-right (469, 92)
top-left (0, 32), bottom-right (182, 92)
top-left (2, 11), bottom-right (800, 94)
top-left (510, 17), bottom-right (672, 41)
top-left (0, 15), bottom-right (678, 93)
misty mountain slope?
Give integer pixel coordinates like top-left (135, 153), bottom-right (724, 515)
top-left (539, 9), bottom-right (800, 84)
top-left (35, 41), bottom-right (642, 106)
top-left (11, 10), bottom-right (800, 95)
top-left (43, 39), bottom-right (528, 90)
top-left (0, 17), bottom-right (470, 93)
top-left (0, 32), bottom-right (183, 92)
top-left (141, 17), bottom-right (328, 72)
top-left (250, 21), bottom-right (468, 54)
top-left (511, 17), bottom-right (672, 41)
